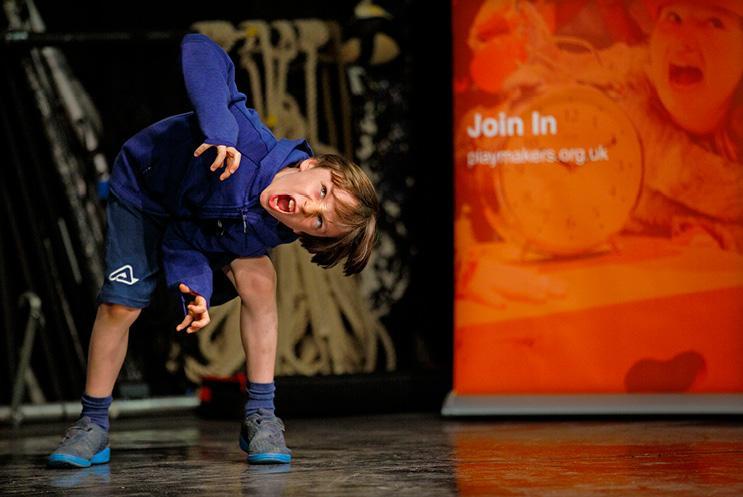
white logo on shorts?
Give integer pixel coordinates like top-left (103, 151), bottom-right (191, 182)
top-left (108, 265), bottom-right (140, 285)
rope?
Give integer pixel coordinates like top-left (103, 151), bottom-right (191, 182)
top-left (295, 20), bottom-right (329, 147)
top-left (183, 299), bottom-right (244, 382)
top-left (238, 23), bottom-right (266, 119)
top-left (320, 61), bottom-right (339, 150)
top-left (238, 21), bottom-right (276, 126)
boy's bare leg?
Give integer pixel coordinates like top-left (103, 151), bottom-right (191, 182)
top-left (84, 303), bottom-right (141, 397)
top-left (48, 302), bottom-right (138, 467)
top-left (227, 256), bottom-right (290, 463)
top-left (227, 256), bottom-right (278, 382)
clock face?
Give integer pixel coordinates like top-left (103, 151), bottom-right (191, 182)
top-left (483, 86), bottom-right (643, 255)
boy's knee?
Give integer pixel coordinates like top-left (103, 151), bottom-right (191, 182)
top-left (231, 257), bottom-right (277, 303)
top-left (98, 302), bottom-right (141, 322)
top-left (236, 270), bottom-right (276, 303)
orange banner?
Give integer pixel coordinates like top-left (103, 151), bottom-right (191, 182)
top-left (453, 0), bottom-right (743, 394)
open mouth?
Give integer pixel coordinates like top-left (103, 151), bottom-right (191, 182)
top-left (669, 63), bottom-right (703, 87)
top-left (474, 14), bottom-right (511, 44)
top-left (271, 194), bottom-right (296, 214)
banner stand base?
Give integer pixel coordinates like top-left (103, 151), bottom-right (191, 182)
top-left (441, 392), bottom-right (743, 416)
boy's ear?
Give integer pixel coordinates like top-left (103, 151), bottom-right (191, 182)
top-left (298, 158), bottom-right (318, 171)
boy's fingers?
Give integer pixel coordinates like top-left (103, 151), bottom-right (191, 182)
top-left (228, 149), bottom-right (241, 170)
top-left (187, 302), bottom-right (207, 315)
top-left (176, 314), bottom-right (193, 332)
top-left (218, 149), bottom-right (238, 181)
top-left (209, 146), bottom-right (227, 171)
top-left (194, 143), bottom-right (211, 157)
top-left (179, 283), bottom-right (194, 295)
top-left (187, 295), bottom-right (207, 312)
top-left (219, 169), bottom-right (234, 181)
top-left (220, 150), bottom-right (241, 181)
top-left (187, 315), bottom-right (210, 333)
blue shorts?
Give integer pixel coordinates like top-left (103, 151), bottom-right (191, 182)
top-left (96, 194), bottom-right (168, 308)
top-left (97, 193), bottom-right (240, 309)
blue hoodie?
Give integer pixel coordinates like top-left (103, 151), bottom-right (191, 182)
top-left (109, 33), bottom-right (312, 308)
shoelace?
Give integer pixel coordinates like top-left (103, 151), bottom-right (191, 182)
top-left (61, 423), bottom-right (92, 442)
top-left (251, 415), bottom-right (285, 432)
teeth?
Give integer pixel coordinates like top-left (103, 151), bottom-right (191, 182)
top-left (288, 199), bottom-right (295, 212)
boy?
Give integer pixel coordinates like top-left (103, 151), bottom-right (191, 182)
top-left (47, 33), bottom-right (378, 468)
top-left (551, 0), bottom-right (743, 249)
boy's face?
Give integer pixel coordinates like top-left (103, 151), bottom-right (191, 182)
top-left (260, 159), bottom-right (356, 238)
top-left (648, 2), bottom-right (743, 134)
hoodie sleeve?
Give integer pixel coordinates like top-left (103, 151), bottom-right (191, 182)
top-left (180, 33), bottom-right (240, 147)
top-left (162, 222), bottom-right (214, 313)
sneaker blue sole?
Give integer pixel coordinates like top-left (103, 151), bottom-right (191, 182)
top-left (48, 447), bottom-right (110, 468)
top-left (239, 436), bottom-right (291, 464)
top-left (247, 453), bottom-right (292, 464)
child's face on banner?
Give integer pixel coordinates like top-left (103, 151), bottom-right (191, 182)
top-left (649, 2), bottom-right (743, 134)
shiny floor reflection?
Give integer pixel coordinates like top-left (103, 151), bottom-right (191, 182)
top-left (1, 413), bottom-right (742, 496)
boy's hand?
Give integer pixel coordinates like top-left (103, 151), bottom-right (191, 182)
top-left (176, 283), bottom-right (210, 333)
top-left (194, 143), bottom-right (241, 181)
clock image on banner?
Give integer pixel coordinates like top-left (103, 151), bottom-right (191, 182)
top-left (451, 0), bottom-right (743, 401)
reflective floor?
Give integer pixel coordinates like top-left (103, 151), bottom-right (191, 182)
top-left (1, 413), bottom-right (742, 496)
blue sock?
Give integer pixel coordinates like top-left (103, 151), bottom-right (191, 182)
top-left (81, 393), bottom-right (113, 431)
top-left (245, 382), bottom-right (275, 416)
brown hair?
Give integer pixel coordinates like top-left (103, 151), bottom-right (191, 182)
top-left (297, 154), bottom-right (378, 275)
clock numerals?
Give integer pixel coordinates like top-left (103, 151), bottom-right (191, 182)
top-left (563, 107), bottom-right (580, 124)
top-left (486, 86), bottom-right (642, 254)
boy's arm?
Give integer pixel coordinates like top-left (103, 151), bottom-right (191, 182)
top-left (627, 101), bottom-right (743, 223)
top-left (181, 33), bottom-right (239, 146)
top-left (162, 223), bottom-right (214, 331)
top-left (648, 139), bottom-right (743, 222)
top-left (181, 33), bottom-right (242, 181)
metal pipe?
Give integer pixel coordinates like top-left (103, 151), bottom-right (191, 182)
top-left (0, 395), bottom-right (199, 424)
top-left (2, 30), bottom-right (189, 47)
top-left (9, 292), bottom-right (43, 426)
top-left (441, 392), bottom-right (743, 416)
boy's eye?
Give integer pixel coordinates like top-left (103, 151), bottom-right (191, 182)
top-left (706, 17), bottom-right (724, 29)
top-left (320, 184), bottom-right (327, 198)
top-left (315, 215), bottom-right (324, 229)
top-left (664, 10), bottom-right (681, 24)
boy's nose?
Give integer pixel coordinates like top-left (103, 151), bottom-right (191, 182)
top-left (301, 199), bottom-right (321, 216)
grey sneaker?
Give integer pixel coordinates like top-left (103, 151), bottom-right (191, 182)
top-left (48, 416), bottom-right (110, 468)
top-left (239, 409), bottom-right (292, 464)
